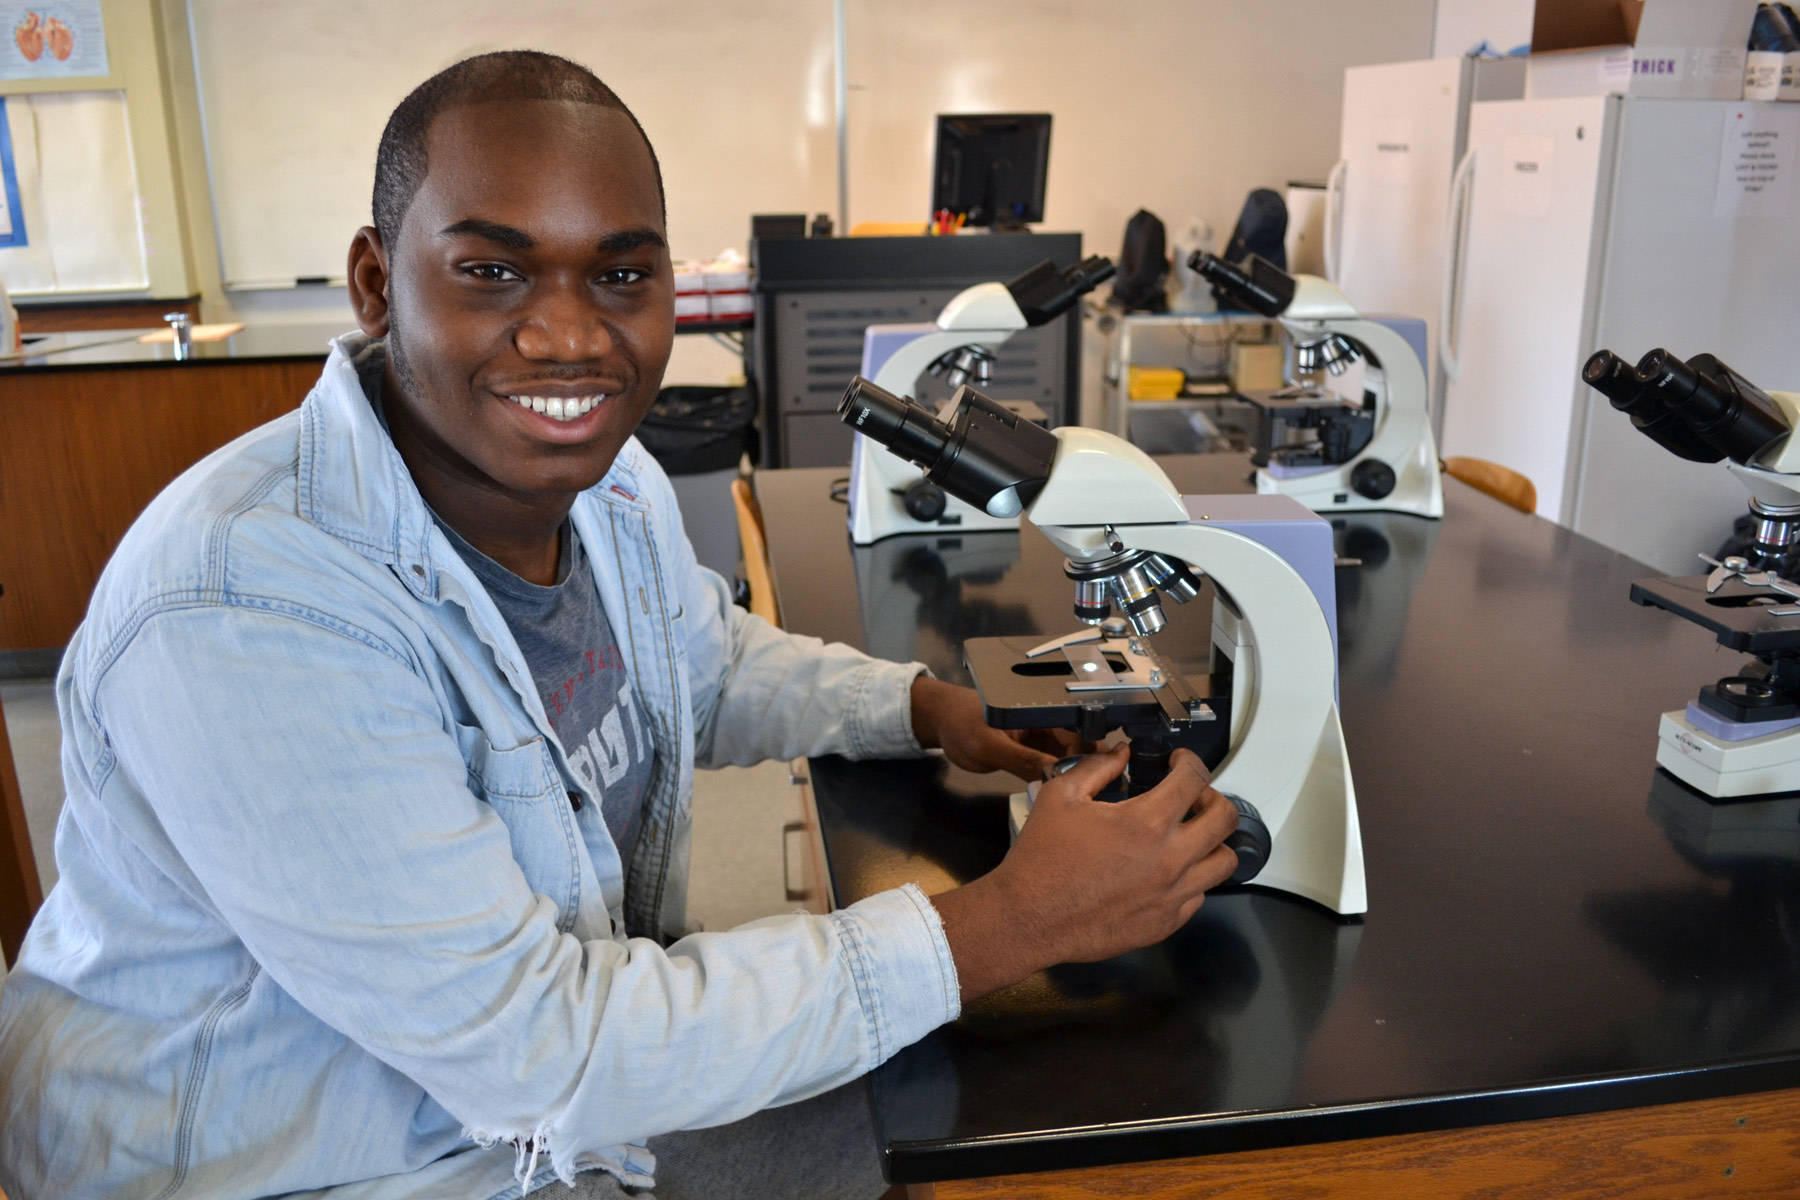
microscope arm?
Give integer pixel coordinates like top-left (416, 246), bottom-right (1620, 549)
top-left (1027, 428), bottom-right (1364, 912)
top-left (1300, 316), bottom-right (1435, 477)
top-left (868, 282), bottom-right (1026, 396)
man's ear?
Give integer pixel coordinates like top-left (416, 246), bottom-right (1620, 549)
top-left (347, 226), bottom-right (391, 337)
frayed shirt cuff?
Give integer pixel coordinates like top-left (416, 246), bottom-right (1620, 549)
top-left (829, 883), bottom-right (961, 1065)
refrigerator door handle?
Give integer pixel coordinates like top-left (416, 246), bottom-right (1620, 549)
top-left (1323, 157), bottom-right (1348, 283)
top-left (1439, 148), bottom-right (1476, 383)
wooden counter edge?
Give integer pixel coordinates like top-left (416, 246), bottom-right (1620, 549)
top-left (901, 1086), bottom-right (1800, 1198)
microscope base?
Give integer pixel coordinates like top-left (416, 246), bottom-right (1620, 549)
top-left (1255, 461), bottom-right (1444, 520)
top-left (1656, 709), bottom-right (1800, 798)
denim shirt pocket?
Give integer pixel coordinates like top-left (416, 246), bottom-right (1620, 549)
top-left (455, 723), bottom-right (580, 931)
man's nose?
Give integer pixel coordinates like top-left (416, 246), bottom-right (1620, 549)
top-left (514, 280), bottom-right (614, 362)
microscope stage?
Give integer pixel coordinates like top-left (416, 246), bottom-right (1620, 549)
top-left (964, 634), bottom-right (1230, 745)
top-left (1631, 575), bottom-right (1800, 654)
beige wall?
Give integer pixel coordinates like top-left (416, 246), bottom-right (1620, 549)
top-left (173, 0), bottom-right (1435, 389)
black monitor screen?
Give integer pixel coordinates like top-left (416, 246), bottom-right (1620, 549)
top-left (930, 114), bottom-right (1051, 230)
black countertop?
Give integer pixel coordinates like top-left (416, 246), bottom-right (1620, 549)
top-left (755, 457), bottom-right (1800, 1183)
top-left (0, 321), bottom-right (345, 372)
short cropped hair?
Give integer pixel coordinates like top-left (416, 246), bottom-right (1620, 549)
top-left (371, 50), bottom-right (664, 250)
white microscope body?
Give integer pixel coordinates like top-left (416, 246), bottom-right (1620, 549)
top-left (1194, 252), bottom-right (1443, 520)
top-left (846, 255), bottom-right (1115, 544)
top-left (837, 373), bottom-right (1366, 915)
top-left (1585, 345), bottom-right (1800, 799)
top-left (848, 283), bottom-right (1029, 543)
top-left (1025, 430), bottom-right (1366, 915)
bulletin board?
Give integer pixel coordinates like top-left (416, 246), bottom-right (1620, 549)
top-left (187, 0), bottom-right (1434, 290)
top-left (0, 0), bottom-right (196, 299)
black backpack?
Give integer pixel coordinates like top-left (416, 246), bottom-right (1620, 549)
top-left (1215, 189), bottom-right (1289, 311)
top-left (1111, 209), bottom-right (1169, 313)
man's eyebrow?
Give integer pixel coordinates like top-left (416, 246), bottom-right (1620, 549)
top-left (598, 229), bottom-right (665, 254)
top-left (438, 218), bottom-right (535, 250)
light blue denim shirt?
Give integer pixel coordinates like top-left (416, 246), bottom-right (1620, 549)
top-left (0, 334), bottom-right (961, 1200)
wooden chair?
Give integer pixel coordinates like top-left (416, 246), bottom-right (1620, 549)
top-left (731, 477), bottom-right (782, 628)
top-left (1441, 457), bottom-right (1537, 515)
top-left (0, 686), bottom-right (43, 967)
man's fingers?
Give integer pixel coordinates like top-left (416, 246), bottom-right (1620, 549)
top-left (992, 737), bottom-right (1059, 781)
top-left (1178, 841), bottom-right (1241, 896)
top-left (1168, 747), bottom-right (1213, 787)
top-left (1174, 785), bottom-right (1240, 851)
top-left (1040, 743), bottom-right (1128, 799)
top-left (1129, 752), bottom-right (1213, 829)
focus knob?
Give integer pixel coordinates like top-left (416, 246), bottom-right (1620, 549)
top-left (1222, 794), bottom-right (1271, 884)
top-left (902, 478), bottom-right (947, 522)
top-left (1350, 458), bottom-right (1397, 500)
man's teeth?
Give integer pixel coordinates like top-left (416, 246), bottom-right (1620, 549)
top-left (510, 395), bottom-right (605, 422)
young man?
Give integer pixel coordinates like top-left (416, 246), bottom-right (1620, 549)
top-left (0, 52), bottom-right (1238, 1200)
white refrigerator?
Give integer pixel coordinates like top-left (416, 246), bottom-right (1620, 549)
top-left (1327, 57), bottom-right (1525, 431)
top-left (1438, 96), bottom-right (1800, 574)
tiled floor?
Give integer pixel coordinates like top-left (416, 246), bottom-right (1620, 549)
top-left (1, 677), bottom-right (806, 943)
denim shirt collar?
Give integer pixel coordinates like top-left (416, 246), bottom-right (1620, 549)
top-left (295, 332), bottom-right (654, 610)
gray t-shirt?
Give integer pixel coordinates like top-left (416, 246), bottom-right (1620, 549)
top-left (434, 516), bottom-right (656, 865)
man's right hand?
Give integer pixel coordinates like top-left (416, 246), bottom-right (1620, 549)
top-left (929, 744), bottom-right (1240, 1004)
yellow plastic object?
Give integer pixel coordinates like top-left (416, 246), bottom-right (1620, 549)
top-left (1127, 366), bottom-right (1186, 401)
top-left (848, 222), bottom-right (929, 237)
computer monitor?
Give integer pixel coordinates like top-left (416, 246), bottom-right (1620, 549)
top-left (930, 114), bottom-right (1051, 231)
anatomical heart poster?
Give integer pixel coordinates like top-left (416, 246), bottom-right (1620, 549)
top-left (0, 3), bottom-right (107, 79)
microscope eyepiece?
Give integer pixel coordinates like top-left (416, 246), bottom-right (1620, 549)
top-left (1581, 349), bottom-right (1723, 463)
top-left (839, 376), bottom-right (1058, 518)
top-left (1633, 348), bottom-right (1789, 464)
top-left (839, 377), bottom-right (953, 466)
top-left (1188, 251), bottom-right (1296, 318)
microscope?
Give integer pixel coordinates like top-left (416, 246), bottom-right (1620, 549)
top-left (1582, 346), bottom-right (1800, 798)
top-left (1189, 251), bottom-right (1443, 520)
top-left (838, 375), bottom-right (1367, 915)
top-left (847, 256), bottom-right (1115, 544)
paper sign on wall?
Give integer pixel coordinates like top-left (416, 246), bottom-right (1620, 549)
top-left (0, 3), bottom-right (107, 80)
top-left (1371, 117), bottom-right (1416, 187)
top-left (1500, 134), bottom-right (1556, 217)
top-left (1714, 104), bottom-right (1800, 219)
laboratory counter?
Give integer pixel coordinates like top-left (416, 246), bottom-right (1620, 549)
top-left (0, 323), bottom-right (345, 662)
top-left (755, 456), bottom-right (1800, 1196)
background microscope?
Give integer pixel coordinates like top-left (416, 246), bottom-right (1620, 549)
top-left (1190, 250), bottom-right (1442, 519)
top-left (1583, 346), bottom-right (1800, 797)
top-left (846, 255), bottom-right (1114, 543)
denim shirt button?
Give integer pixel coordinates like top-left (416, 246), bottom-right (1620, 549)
top-left (567, 791), bottom-right (583, 812)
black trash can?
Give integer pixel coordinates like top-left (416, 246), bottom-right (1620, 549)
top-left (635, 385), bottom-right (757, 581)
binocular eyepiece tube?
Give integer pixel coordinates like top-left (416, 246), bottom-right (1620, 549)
top-left (1583, 347), bottom-right (1790, 466)
top-left (838, 376), bottom-right (1060, 520)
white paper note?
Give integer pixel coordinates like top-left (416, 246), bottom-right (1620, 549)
top-left (1714, 104), bottom-right (1800, 219)
top-left (1371, 117), bottom-right (1416, 188)
top-left (1500, 134), bottom-right (1556, 218)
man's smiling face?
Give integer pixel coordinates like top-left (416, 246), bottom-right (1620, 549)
top-left (354, 97), bottom-right (674, 513)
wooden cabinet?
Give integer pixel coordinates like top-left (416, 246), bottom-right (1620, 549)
top-left (0, 358), bottom-right (320, 653)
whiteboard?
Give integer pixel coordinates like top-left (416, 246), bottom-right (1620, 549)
top-left (189, 0), bottom-right (1433, 289)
